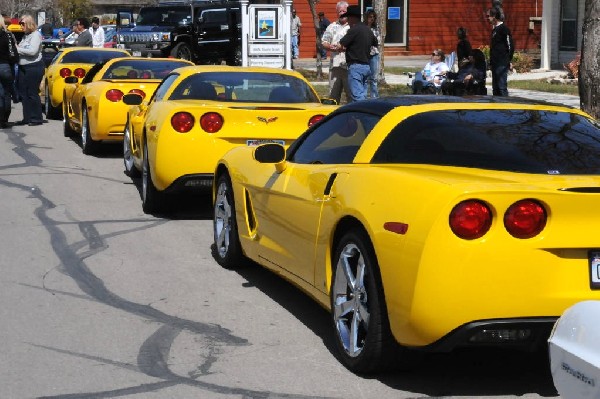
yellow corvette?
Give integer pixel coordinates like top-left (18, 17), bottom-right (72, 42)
top-left (122, 65), bottom-right (337, 214)
top-left (43, 47), bottom-right (131, 120)
top-left (63, 57), bottom-right (193, 154)
top-left (213, 96), bottom-right (600, 373)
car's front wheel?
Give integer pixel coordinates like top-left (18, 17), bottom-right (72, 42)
top-left (330, 228), bottom-right (395, 374)
top-left (213, 173), bottom-right (245, 268)
top-left (123, 121), bottom-right (140, 177)
top-left (81, 106), bottom-right (99, 155)
top-left (170, 42), bottom-right (193, 62)
top-left (141, 138), bottom-right (165, 214)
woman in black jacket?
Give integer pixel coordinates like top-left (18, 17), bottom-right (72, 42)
top-left (0, 17), bottom-right (17, 128)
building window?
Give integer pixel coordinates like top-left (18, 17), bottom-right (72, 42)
top-left (560, 0), bottom-right (578, 50)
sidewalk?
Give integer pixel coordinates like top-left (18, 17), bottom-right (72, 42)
top-left (293, 56), bottom-right (580, 109)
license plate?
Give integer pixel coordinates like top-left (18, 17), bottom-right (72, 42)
top-left (589, 251), bottom-right (600, 289)
top-left (247, 139), bottom-right (285, 146)
top-left (133, 51), bottom-right (142, 57)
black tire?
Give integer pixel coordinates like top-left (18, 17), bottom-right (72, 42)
top-left (170, 42), bottom-right (193, 62)
top-left (62, 97), bottom-right (75, 138)
top-left (44, 83), bottom-right (61, 120)
top-left (81, 106), bottom-right (99, 155)
top-left (212, 173), bottom-right (246, 268)
top-left (330, 228), bottom-right (397, 374)
top-left (123, 120), bottom-right (140, 177)
top-left (141, 138), bottom-right (165, 214)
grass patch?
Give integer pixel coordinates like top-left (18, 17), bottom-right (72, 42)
top-left (508, 79), bottom-right (579, 95)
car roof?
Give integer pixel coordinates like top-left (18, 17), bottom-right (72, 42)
top-left (333, 94), bottom-right (581, 116)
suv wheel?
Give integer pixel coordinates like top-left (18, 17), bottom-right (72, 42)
top-left (171, 42), bottom-right (193, 62)
top-left (228, 46), bottom-right (242, 66)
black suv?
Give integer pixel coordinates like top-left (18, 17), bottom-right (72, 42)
top-left (116, 0), bottom-right (241, 65)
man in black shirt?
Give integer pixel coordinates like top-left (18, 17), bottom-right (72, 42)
top-left (487, 6), bottom-right (514, 96)
top-left (339, 5), bottom-right (377, 102)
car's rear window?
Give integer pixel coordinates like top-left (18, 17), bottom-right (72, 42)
top-left (371, 109), bottom-right (600, 174)
top-left (168, 72), bottom-right (319, 103)
top-left (61, 50), bottom-right (128, 64)
top-left (103, 60), bottom-right (190, 79)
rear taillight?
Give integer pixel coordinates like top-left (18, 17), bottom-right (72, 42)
top-left (74, 68), bottom-right (86, 78)
top-left (308, 114), bottom-right (325, 127)
top-left (59, 68), bottom-right (71, 78)
top-left (171, 112), bottom-right (194, 133)
top-left (504, 199), bottom-right (546, 239)
top-left (200, 112), bottom-right (223, 133)
top-left (105, 89), bottom-right (124, 102)
top-left (128, 89), bottom-right (146, 99)
top-left (449, 200), bottom-right (492, 240)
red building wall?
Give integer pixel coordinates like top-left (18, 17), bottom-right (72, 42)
top-left (295, 0), bottom-right (542, 58)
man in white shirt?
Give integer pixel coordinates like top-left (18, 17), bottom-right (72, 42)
top-left (90, 17), bottom-right (105, 48)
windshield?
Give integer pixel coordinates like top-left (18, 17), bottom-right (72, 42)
top-left (136, 7), bottom-right (191, 26)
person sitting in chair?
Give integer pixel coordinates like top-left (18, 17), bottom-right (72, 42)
top-left (441, 48), bottom-right (487, 96)
top-left (411, 49), bottom-right (450, 94)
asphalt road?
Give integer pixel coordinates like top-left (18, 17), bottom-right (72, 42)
top-left (1, 103), bottom-right (560, 398)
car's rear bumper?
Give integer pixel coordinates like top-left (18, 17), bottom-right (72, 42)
top-left (163, 173), bottom-right (214, 193)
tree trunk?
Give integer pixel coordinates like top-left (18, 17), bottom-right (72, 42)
top-left (307, 0), bottom-right (324, 79)
top-left (373, 0), bottom-right (387, 84)
top-left (579, 0), bottom-right (600, 118)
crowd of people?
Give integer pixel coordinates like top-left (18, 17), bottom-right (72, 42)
top-left (0, 14), bottom-right (110, 129)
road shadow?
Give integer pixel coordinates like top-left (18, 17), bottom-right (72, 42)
top-left (224, 259), bottom-right (558, 397)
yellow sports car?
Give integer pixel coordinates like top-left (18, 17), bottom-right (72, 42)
top-left (43, 47), bottom-right (131, 120)
top-left (122, 65), bottom-right (337, 214)
top-left (213, 96), bottom-right (600, 373)
top-left (63, 57), bottom-right (193, 154)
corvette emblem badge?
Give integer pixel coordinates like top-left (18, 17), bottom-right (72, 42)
top-left (257, 116), bottom-right (278, 124)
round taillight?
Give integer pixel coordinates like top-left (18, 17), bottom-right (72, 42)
top-left (74, 68), bottom-right (86, 78)
top-left (199, 112), bottom-right (223, 133)
top-left (308, 114), bottom-right (325, 127)
top-left (171, 112), bottom-right (194, 133)
top-left (128, 89), bottom-right (146, 99)
top-left (504, 199), bottom-right (546, 239)
top-left (59, 68), bottom-right (72, 78)
top-left (449, 200), bottom-right (492, 240)
top-left (105, 89), bottom-right (124, 102)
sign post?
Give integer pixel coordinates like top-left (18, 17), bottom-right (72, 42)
top-left (241, 0), bottom-right (292, 69)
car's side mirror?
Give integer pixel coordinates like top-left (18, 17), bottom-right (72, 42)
top-left (64, 76), bottom-right (78, 84)
top-left (254, 143), bottom-right (287, 172)
top-left (122, 93), bottom-right (144, 105)
top-left (321, 98), bottom-right (337, 105)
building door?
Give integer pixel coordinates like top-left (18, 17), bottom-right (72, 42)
top-left (362, 0), bottom-right (407, 46)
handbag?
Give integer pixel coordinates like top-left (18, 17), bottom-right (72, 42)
top-left (6, 31), bottom-right (19, 65)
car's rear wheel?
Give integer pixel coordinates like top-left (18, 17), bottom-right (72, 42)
top-left (81, 106), bottom-right (99, 155)
top-left (123, 121), bottom-right (140, 177)
top-left (170, 42), bottom-right (192, 62)
top-left (213, 173), bottom-right (245, 268)
top-left (141, 138), bottom-right (165, 214)
top-left (44, 83), bottom-right (61, 120)
top-left (331, 228), bottom-right (396, 374)
top-left (62, 97), bottom-right (75, 138)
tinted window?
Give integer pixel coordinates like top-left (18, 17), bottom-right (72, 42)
top-left (61, 50), bottom-right (128, 64)
top-left (200, 9), bottom-right (227, 23)
top-left (103, 60), bottom-right (190, 79)
top-left (168, 72), bottom-right (319, 103)
top-left (372, 109), bottom-right (600, 174)
top-left (153, 74), bottom-right (180, 102)
top-left (137, 7), bottom-right (191, 26)
top-left (290, 112), bottom-right (380, 164)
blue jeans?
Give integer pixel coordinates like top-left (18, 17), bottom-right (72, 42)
top-left (491, 63), bottom-right (509, 96)
top-left (17, 60), bottom-right (45, 123)
top-left (0, 63), bottom-right (14, 124)
top-left (347, 63), bottom-right (371, 102)
top-left (368, 53), bottom-right (380, 98)
top-left (291, 35), bottom-right (299, 58)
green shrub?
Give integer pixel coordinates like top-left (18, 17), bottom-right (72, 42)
top-left (478, 46), bottom-right (533, 73)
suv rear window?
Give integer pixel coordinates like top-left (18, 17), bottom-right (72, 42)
top-left (371, 109), bottom-right (600, 174)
